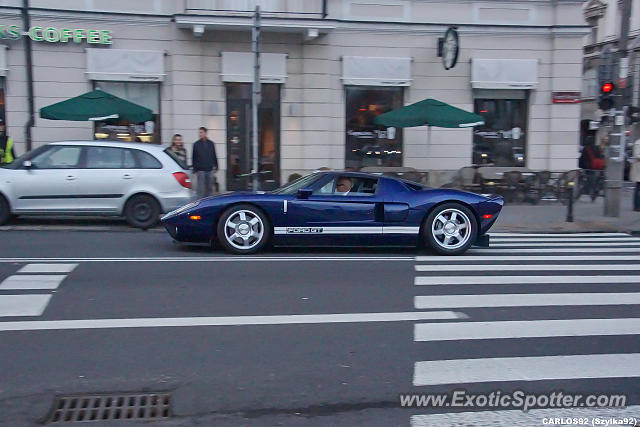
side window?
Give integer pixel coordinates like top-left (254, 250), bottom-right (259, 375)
top-left (31, 146), bottom-right (82, 169)
top-left (123, 149), bottom-right (136, 169)
top-left (317, 176), bottom-right (379, 196)
top-left (85, 147), bottom-right (124, 169)
top-left (133, 150), bottom-right (162, 169)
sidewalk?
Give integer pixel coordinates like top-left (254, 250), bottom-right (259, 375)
top-left (493, 188), bottom-right (640, 234)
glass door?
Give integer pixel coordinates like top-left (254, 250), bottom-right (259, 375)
top-left (225, 83), bottom-right (281, 191)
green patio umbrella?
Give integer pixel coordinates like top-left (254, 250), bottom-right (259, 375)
top-left (40, 89), bottom-right (153, 123)
top-left (373, 98), bottom-right (485, 156)
top-left (373, 98), bottom-right (484, 129)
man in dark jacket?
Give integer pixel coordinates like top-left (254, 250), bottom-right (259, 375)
top-left (192, 126), bottom-right (218, 198)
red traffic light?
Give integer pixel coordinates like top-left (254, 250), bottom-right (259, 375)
top-left (602, 82), bottom-right (614, 93)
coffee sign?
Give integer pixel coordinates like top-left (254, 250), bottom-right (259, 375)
top-left (0, 24), bottom-right (112, 44)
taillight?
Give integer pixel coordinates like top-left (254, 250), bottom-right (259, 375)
top-left (173, 172), bottom-right (191, 189)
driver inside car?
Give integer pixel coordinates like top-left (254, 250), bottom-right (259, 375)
top-left (335, 177), bottom-right (353, 195)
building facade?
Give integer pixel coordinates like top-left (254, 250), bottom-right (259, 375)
top-left (1, 0), bottom-right (588, 190)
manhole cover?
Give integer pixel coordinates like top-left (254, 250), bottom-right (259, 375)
top-left (46, 392), bottom-right (171, 423)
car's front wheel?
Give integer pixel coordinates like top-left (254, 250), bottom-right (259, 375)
top-left (0, 195), bottom-right (10, 226)
top-left (423, 203), bottom-right (477, 255)
top-left (216, 204), bottom-right (271, 254)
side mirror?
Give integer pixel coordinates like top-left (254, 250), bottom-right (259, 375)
top-left (23, 160), bottom-right (33, 169)
top-left (296, 188), bottom-right (312, 199)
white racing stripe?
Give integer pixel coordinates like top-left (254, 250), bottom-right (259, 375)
top-left (413, 353), bottom-right (640, 386)
top-left (17, 263), bottom-right (78, 273)
top-left (0, 275), bottom-right (67, 290)
top-left (416, 255), bottom-right (640, 261)
top-left (414, 292), bottom-right (640, 309)
top-left (0, 295), bottom-right (52, 317)
top-left (410, 406), bottom-right (640, 427)
top-left (273, 226), bottom-right (419, 235)
top-left (414, 318), bottom-right (640, 342)
top-left (415, 264), bottom-right (640, 272)
top-left (415, 275), bottom-right (640, 285)
top-left (0, 311), bottom-right (467, 332)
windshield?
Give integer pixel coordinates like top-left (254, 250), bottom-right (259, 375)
top-left (164, 147), bottom-right (189, 170)
top-left (271, 173), bottom-right (322, 195)
top-left (0, 145), bottom-right (48, 170)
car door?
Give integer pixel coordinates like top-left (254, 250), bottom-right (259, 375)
top-left (286, 174), bottom-right (383, 245)
top-left (10, 145), bottom-right (82, 213)
top-left (73, 146), bottom-right (135, 213)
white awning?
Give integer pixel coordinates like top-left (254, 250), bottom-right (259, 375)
top-left (0, 45), bottom-right (7, 77)
top-left (221, 52), bottom-right (287, 83)
top-left (471, 58), bottom-right (538, 89)
top-left (86, 49), bottom-right (165, 82)
top-left (342, 56), bottom-right (412, 86)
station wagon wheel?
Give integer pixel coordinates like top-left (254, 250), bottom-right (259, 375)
top-left (0, 195), bottom-right (10, 226)
top-left (216, 204), bottom-right (271, 254)
top-left (124, 194), bottom-right (160, 229)
top-left (424, 203), bottom-right (477, 255)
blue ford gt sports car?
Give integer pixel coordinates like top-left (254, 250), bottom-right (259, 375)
top-left (161, 171), bottom-right (503, 255)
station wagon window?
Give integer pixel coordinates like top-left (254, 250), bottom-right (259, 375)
top-left (132, 150), bottom-right (162, 169)
top-left (85, 146), bottom-right (125, 169)
top-left (30, 146), bottom-right (82, 169)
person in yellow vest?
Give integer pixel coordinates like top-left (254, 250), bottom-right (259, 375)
top-left (0, 119), bottom-right (15, 165)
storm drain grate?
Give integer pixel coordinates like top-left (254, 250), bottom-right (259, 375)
top-left (46, 392), bottom-right (171, 423)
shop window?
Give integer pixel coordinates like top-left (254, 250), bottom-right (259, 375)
top-left (345, 86), bottom-right (403, 170)
top-left (93, 81), bottom-right (161, 144)
top-left (473, 98), bottom-right (528, 167)
top-left (225, 82), bottom-right (281, 191)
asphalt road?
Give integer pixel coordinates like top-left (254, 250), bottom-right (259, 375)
top-left (0, 230), bottom-right (639, 426)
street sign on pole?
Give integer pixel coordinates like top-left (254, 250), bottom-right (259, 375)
top-left (251, 5), bottom-right (261, 191)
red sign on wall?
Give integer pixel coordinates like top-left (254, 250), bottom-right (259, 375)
top-left (552, 92), bottom-right (581, 104)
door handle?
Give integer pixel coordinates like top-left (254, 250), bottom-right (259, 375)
top-left (66, 175), bottom-right (76, 181)
top-left (122, 174), bottom-right (133, 179)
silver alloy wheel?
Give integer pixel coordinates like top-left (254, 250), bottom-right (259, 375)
top-left (431, 208), bottom-right (471, 250)
top-left (223, 209), bottom-right (264, 250)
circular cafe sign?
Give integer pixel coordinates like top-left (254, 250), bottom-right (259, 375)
top-left (442, 26), bottom-right (459, 70)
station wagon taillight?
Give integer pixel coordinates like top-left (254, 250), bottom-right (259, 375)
top-left (173, 172), bottom-right (191, 189)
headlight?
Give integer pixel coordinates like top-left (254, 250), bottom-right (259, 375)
top-left (164, 200), bottom-right (200, 218)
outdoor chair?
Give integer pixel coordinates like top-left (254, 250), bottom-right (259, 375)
top-left (556, 170), bottom-right (580, 205)
top-left (502, 171), bottom-right (525, 203)
top-left (458, 167), bottom-right (482, 192)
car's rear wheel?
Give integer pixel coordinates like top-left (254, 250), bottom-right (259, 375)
top-left (0, 195), bottom-right (10, 226)
top-left (217, 204), bottom-right (271, 254)
top-left (124, 194), bottom-right (160, 229)
top-left (424, 203), bottom-right (477, 255)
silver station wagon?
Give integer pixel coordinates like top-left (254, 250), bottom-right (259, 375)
top-left (0, 141), bottom-right (193, 228)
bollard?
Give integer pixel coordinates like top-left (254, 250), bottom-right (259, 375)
top-left (566, 181), bottom-right (574, 222)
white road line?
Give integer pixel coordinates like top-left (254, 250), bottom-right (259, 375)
top-left (415, 264), bottom-right (640, 272)
top-left (0, 295), bottom-right (52, 317)
top-left (414, 318), bottom-right (640, 342)
top-left (472, 248), bottom-right (640, 253)
top-left (410, 407), bottom-right (640, 427)
top-left (414, 292), bottom-right (640, 309)
top-left (417, 255), bottom-right (640, 261)
top-left (492, 237), bottom-right (640, 243)
top-left (17, 263), bottom-right (78, 273)
top-left (412, 353), bottom-right (640, 386)
top-left (0, 256), bottom-right (414, 263)
top-left (415, 275), bottom-right (640, 286)
top-left (489, 233), bottom-right (629, 237)
top-left (0, 311), bottom-right (467, 332)
top-left (490, 242), bottom-right (640, 247)
top-left (0, 275), bottom-right (67, 290)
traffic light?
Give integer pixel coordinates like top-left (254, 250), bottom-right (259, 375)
top-left (598, 82), bottom-right (615, 111)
